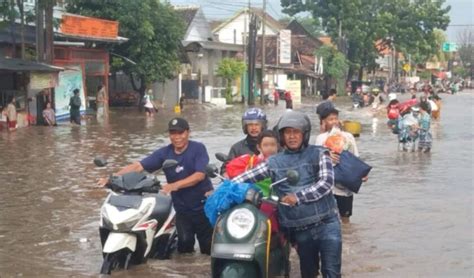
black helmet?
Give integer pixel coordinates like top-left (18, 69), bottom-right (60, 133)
top-left (276, 110), bottom-right (312, 148)
top-left (242, 108), bottom-right (267, 134)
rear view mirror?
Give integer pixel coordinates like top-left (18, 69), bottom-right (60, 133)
top-left (215, 153), bottom-right (229, 162)
top-left (205, 164), bottom-right (219, 178)
top-left (162, 159), bottom-right (178, 169)
top-left (286, 170), bottom-right (299, 185)
top-left (94, 156), bottom-right (108, 167)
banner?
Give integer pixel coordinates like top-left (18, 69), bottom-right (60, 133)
top-left (279, 30), bottom-right (292, 64)
top-left (54, 65), bottom-right (86, 119)
top-left (285, 80), bottom-right (301, 104)
top-left (30, 72), bottom-right (58, 89)
top-left (60, 14), bottom-right (119, 39)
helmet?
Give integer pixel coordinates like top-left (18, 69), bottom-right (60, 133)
top-left (276, 110), bottom-right (311, 148)
top-left (242, 108), bottom-right (267, 134)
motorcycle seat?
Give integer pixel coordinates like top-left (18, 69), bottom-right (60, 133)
top-left (149, 194), bottom-right (172, 226)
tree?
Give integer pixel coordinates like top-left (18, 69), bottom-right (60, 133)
top-left (316, 45), bottom-right (349, 95)
top-left (280, 0), bottom-right (450, 81)
top-left (457, 28), bottom-right (474, 71)
top-left (67, 0), bottom-right (184, 106)
top-left (216, 58), bottom-right (246, 104)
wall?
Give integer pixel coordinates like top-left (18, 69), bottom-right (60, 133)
top-left (216, 13), bottom-right (278, 45)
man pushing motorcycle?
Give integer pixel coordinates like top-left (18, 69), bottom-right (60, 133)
top-left (98, 117), bottom-right (213, 255)
top-left (232, 110), bottom-right (342, 278)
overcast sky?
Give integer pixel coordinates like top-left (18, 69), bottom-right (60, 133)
top-left (172, 0), bottom-right (473, 42)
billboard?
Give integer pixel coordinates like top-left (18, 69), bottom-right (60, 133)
top-left (286, 80), bottom-right (301, 104)
top-left (54, 65), bottom-right (86, 120)
top-left (279, 30), bottom-right (292, 64)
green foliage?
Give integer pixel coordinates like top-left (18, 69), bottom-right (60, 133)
top-left (457, 28), bottom-right (474, 70)
top-left (418, 70), bottom-right (431, 80)
top-left (216, 58), bottom-right (246, 104)
top-left (67, 0), bottom-right (184, 95)
top-left (281, 0), bottom-right (451, 78)
top-left (452, 66), bottom-right (468, 78)
top-left (316, 45), bottom-right (348, 79)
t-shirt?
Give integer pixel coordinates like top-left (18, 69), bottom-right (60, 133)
top-left (97, 88), bottom-right (105, 108)
top-left (6, 103), bottom-right (17, 121)
top-left (42, 108), bottom-right (56, 125)
top-left (140, 140), bottom-right (213, 213)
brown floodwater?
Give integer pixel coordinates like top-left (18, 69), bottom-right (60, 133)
top-left (0, 91), bottom-right (472, 277)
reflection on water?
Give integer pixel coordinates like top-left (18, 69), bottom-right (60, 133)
top-left (0, 92), bottom-right (472, 277)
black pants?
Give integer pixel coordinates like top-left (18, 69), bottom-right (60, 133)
top-left (175, 210), bottom-right (213, 255)
top-left (70, 110), bottom-right (81, 125)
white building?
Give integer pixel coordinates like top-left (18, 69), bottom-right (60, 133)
top-left (213, 8), bottom-right (283, 45)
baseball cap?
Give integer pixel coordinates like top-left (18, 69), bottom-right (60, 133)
top-left (168, 117), bottom-right (189, 132)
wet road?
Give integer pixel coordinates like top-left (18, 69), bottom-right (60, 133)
top-left (0, 91), bottom-right (472, 277)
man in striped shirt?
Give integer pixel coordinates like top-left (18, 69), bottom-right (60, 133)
top-left (232, 110), bottom-right (342, 278)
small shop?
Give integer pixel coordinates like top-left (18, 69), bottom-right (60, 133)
top-left (53, 13), bottom-right (127, 120)
top-left (0, 57), bottom-right (62, 129)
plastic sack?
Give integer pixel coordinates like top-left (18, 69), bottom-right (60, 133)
top-left (334, 150), bottom-right (372, 193)
top-left (204, 180), bottom-right (258, 226)
top-left (324, 133), bottom-right (346, 154)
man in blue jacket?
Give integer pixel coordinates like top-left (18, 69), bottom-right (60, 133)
top-left (233, 110), bottom-right (341, 278)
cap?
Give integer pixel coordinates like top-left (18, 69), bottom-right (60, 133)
top-left (168, 117), bottom-right (189, 132)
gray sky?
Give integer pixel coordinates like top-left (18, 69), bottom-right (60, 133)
top-left (172, 0), bottom-right (473, 42)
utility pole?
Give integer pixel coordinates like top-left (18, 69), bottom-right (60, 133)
top-left (248, 14), bottom-right (257, 106)
top-left (44, 0), bottom-right (54, 63)
top-left (260, 0), bottom-right (266, 105)
top-left (36, 0), bottom-right (44, 62)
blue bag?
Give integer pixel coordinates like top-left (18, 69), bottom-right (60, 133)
top-left (204, 180), bottom-right (257, 226)
top-left (333, 151), bottom-right (372, 193)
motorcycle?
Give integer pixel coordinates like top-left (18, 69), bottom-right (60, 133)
top-left (207, 154), bottom-right (299, 278)
top-left (94, 157), bottom-right (178, 274)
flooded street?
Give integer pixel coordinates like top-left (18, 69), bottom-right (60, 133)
top-left (0, 91), bottom-right (472, 277)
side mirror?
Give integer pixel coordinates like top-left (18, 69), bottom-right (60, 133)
top-left (205, 164), bottom-right (219, 178)
top-left (162, 159), bottom-right (178, 169)
top-left (286, 170), bottom-right (299, 185)
top-left (94, 156), bottom-right (108, 167)
top-left (215, 152), bottom-right (229, 162)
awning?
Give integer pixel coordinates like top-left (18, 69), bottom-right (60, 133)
top-left (0, 57), bottom-right (64, 72)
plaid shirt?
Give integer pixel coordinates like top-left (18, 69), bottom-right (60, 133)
top-left (232, 150), bottom-right (334, 204)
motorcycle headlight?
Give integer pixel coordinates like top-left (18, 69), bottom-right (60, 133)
top-left (226, 208), bottom-right (256, 239)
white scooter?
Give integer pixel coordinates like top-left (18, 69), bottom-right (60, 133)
top-left (94, 157), bottom-right (178, 274)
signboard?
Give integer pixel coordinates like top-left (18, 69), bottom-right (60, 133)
top-left (442, 42), bottom-right (458, 52)
top-left (426, 62), bottom-right (441, 70)
top-left (279, 30), bottom-right (292, 64)
top-left (54, 65), bottom-right (86, 119)
top-left (285, 80), bottom-right (301, 104)
top-left (402, 64), bottom-right (411, 72)
top-left (29, 72), bottom-right (58, 89)
top-left (60, 14), bottom-right (119, 39)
